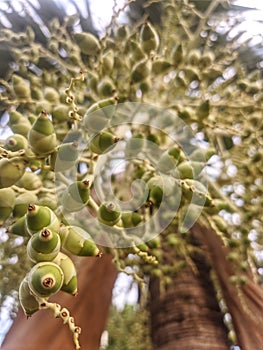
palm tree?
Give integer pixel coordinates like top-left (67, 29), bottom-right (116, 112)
top-left (0, 1), bottom-right (263, 349)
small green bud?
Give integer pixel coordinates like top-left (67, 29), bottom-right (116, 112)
top-left (97, 77), bottom-right (116, 97)
top-left (44, 87), bottom-right (60, 105)
top-left (12, 75), bottom-right (31, 99)
top-left (52, 104), bottom-right (69, 123)
top-left (131, 59), bottom-right (151, 83)
top-left (171, 44), bottom-right (183, 67)
top-left (74, 32), bottom-right (100, 55)
top-left (152, 60), bottom-right (172, 75)
top-left (101, 50), bottom-right (114, 75)
top-left (8, 111), bottom-right (31, 137)
top-left (196, 100), bottom-right (210, 120)
top-left (140, 22), bottom-right (159, 54)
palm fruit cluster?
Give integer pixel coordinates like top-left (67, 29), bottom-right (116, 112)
top-left (12, 204), bottom-right (101, 318)
top-left (1, 0), bottom-right (262, 347)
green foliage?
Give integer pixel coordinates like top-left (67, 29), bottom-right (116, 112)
top-left (105, 304), bottom-right (151, 350)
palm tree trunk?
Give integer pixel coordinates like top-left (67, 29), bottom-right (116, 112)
top-left (149, 231), bottom-right (230, 350)
top-left (1, 254), bottom-right (117, 350)
top-left (194, 223), bottom-right (263, 349)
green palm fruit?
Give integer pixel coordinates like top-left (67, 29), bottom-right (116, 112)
top-left (13, 192), bottom-right (38, 218)
top-left (139, 79), bottom-right (151, 93)
top-left (181, 179), bottom-right (213, 207)
top-left (28, 111), bottom-right (57, 155)
top-left (196, 100), bottom-right (210, 120)
top-left (152, 60), bottom-right (172, 75)
top-left (26, 204), bottom-right (60, 235)
top-left (52, 104), bottom-right (69, 123)
top-left (31, 86), bottom-right (44, 100)
top-left (89, 131), bottom-right (119, 155)
top-left (128, 40), bottom-right (146, 65)
top-left (4, 134), bottom-right (28, 152)
top-left (177, 160), bottom-right (204, 179)
top-left (139, 22), bottom-right (159, 54)
top-left (27, 228), bottom-right (61, 263)
top-left (52, 252), bottom-right (78, 295)
top-left (8, 111), bottom-right (32, 137)
top-left (157, 152), bottom-right (178, 173)
top-left (125, 134), bottom-right (144, 157)
top-left (50, 142), bottom-right (79, 172)
top-left (116, 25), bottom-right (129, 40)
top-left (146, 236), bottom-right (161, 249)
top-left (131, 59), bottom-right (151, 83)
top-left (166, 233), bottom-right (181, 248)
top-left (188, 49), bottom-right (201, 66)
top-left (0, 157), bottom-right (26, 188)
top-left (98, 201), bottom-right (121, 226)
top-left (146, 133), bottom-right (160, 145)
top-left (19, 276), bottom-right (40, 317)
top-left (44, 87), bottom-right (60, 105)
top-left (190, 147), bottom-right (215, 162)
top-left (73, 32), bottom-right (100, 55)
top-left (212, 215), bottom-right (228, 234)
top-left (179, 203), bottom-right (202, 234)
top-left (182, 67), bottom-right (200, 82)
top-left (137, 243), bottom-right (149, 252)
top-left (121, 211), bottom-right (142, 228)
top-left (28, 159), bottom-right (42, 172)
top-left (101, 50), bottom-right (114, 75)
top-left (35, 100), bottom-right (53, 115)
top-left (12, 75), bottom-right (31, 99)
top-left (61, 180), bottom-right (90, 212)
top-left (97, 77), bottom-right (116, 97)
top-left (83, 97), bottom-right (117, 133)
top-left (16, 171), bottom-right (42, 190)
top-left (86, 71), bottom-right (98, 92)
top-left (37, 193), bottom-right (58, 211)
top-left (147, 176), bottom-right (163, 207)
top-left (200, 52), bottom-right (214, 68)
top-left (28, 261), bottom-right (64, 298)
top-left (59, 225), bottom-right (101, 256)
top-left (7, 215), bottom-right (29, 236)
top-left (0, 188), bottom-right (16, 225)
top-left (171, 44), bottom-right (183, 67)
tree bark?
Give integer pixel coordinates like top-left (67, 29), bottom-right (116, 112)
top-left (149, 232), bottom-right (230, 350)
top-left (1, 254), bottom-right (117, 350)
top-left (194, 223), bottom-right (263, 350)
